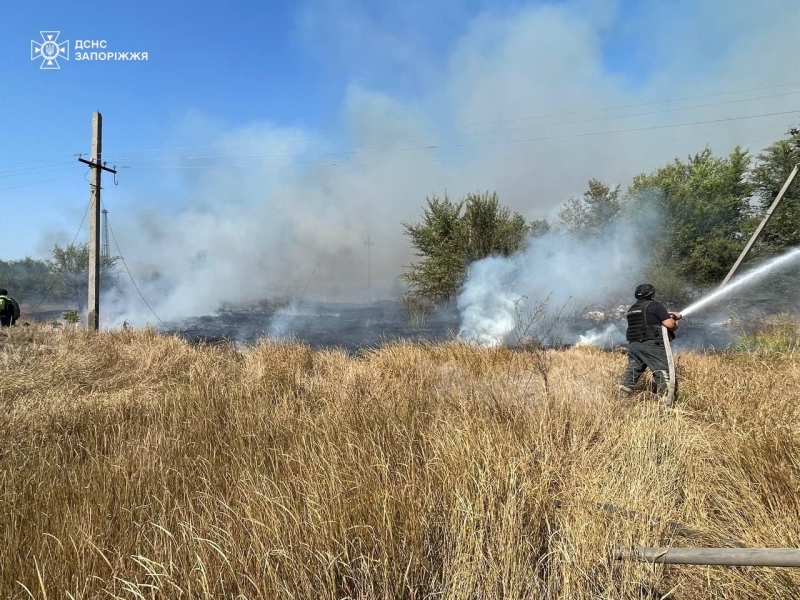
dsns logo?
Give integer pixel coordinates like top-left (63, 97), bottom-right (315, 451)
top-left (31, 31), bottom-right (69, 69)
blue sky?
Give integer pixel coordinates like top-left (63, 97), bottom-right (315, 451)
top-left (0, 0), bottom-right (797, 282)
top-left (1, 1), bottom-right (344, 258)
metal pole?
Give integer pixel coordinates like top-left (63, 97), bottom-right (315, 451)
top-left (613, 547), bottom-right (800, 567)
top-left (719, 163), bottom-right (799, 288)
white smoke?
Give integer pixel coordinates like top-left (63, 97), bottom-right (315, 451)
top-left (457, 280), bottom-right (521, 347)
top-left (457, 217), bottom-right (652, 347)
top-left (576, 322), bottom-right (625, 347)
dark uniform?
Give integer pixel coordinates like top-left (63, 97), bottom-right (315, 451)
top-left (620, 294), bottom-right (674, 397)
top-left (0, 294), bottom-right (15, 327)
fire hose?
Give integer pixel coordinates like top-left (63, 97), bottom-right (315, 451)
top-left (662, 311), bottom-right (681, 407)
top-left (662, 326), bottom-right (675, 407)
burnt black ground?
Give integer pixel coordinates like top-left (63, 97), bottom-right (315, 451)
top-left (172, 301), bottom-right (461, 352)
top-left (23, 300), bottom-right (741, 353)
top-left (169, 301), bottom-right (735, 353)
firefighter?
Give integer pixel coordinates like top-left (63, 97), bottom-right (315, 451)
top-left (0, 288), bottom-right (20, 327)
top-left (619, 284), bottom-right (681, 403)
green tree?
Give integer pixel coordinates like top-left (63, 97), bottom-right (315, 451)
top-left (747, 131), bottom-right (800, 299)
top-left (0, 257), bottom-right (53, 303)
top-left (629, 146), bottom-right (753, 289)
top-left (557, 179), bottom-right (621, 237)
top-left (401, 191), bottom-right (530, 301)
top-left (529, 218), bottom-right (551, 238)
top-left (401, 193), bottom-right (466, 301)
top-left (48, 244), bottom-right (119, 311)
top-left (750, 131), bottom-right (800, 254)
top-left (458, 191), bottom-right (530, 263)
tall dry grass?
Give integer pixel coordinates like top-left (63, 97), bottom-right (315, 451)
top-left (0, 325), bottom-right (798, 599)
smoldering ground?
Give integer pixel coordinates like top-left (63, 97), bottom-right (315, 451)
top-left (152, 303), bottom-right (751, 353)
top-left (170, 300), bottom-right (460, 352)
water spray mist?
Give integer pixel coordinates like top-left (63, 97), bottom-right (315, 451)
top-left (681, 247), bottom-right (800, 317)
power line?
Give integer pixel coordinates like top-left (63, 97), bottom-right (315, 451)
top-left (2, 82), bottom-right (796, 172)
top-left (0, 154), bottom-right (82, 170)
top-left (119, 128), bottom-right (786, 171)
top-left (0, 161), bottom-right (78, 176)
top-left (0, 174), bottom-right (81, 192)
top-left (0, 166), bottom-right (77, 180)
top-left (114, 109), bottom-right (798, 165)
top-left (427, 82), bottom-right (800, 128)
top-left (108, 90), bottom-right (800, 164)
top-left (117, 123), bottom-right (790, 171)
top-left (2, 82), bottom-right (796, 173)
top-left (99, 81), bottom-right (800, 159)
top-left (104, 211), bottom-right (173, 332)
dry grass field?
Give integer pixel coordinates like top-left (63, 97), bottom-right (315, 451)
top-left (0, 325), bottom-right (798, 599)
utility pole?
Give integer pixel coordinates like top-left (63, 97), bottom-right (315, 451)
top-left (78, 112), bottom-right (117, 331)
top-left (720, 127), bottom-right (800, 287)
top-left (719, 163), bottom-right (798, 288)
top-left (364, 234), bottom-right (374, 301)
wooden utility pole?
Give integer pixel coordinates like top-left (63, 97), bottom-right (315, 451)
top-left (719, 163), bottom-right (798, 288)
top-left (78, 112), bottom-right (116, 331)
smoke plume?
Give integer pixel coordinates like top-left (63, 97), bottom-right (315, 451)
top-left (23, 0), bottom-right (799, 328)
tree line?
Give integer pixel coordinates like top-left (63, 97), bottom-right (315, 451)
top-left (0, 244), bottom-right (119, 312)
top-left (402, 131), bottom-right (800, 303)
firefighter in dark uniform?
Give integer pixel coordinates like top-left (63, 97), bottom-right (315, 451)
top-left (619, 284), bottom-right (682, 400)
top-left (0, 288), bottom-right (18, 327)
